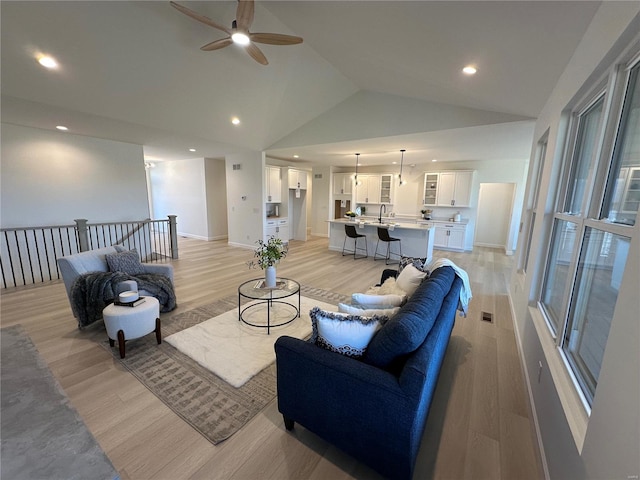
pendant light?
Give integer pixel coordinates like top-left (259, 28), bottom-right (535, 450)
top-left (354, 153), bottom-right (361, 186)
top-left (398, 149), bottom-right (407, 186)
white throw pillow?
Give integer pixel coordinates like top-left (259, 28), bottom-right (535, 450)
top-left (309, 307), bottom-right (389, 358)
top-left (338, 303), bottom-right (401, 318)
top-left (351, 292), bottom-right (405, 308)
top-left (366, 277), bottom-right (407, 296)
top-left (395, 263), bottom-right (427, 296)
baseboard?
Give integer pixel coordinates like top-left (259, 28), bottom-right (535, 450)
top-left (311, 232), bottom-right (329, 238)
top-left (227, 241), bottom-right (254, 250)
top-left (508, 292), bottom-right (550, 480)
top-left (177, 232), bottom-right (227, 241)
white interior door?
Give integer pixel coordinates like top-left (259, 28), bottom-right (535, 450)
top-left (474, 183), bottom-right (516, 251)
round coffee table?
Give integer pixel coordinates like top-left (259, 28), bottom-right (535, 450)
top-left (238, 278), bottom-right (300, 334)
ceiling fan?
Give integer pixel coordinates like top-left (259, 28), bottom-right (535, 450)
top-left (170, 0), bottom-right (303, 65)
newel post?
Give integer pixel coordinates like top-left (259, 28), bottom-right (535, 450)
top-left (75, 219), bottom-right (89, 252)
top-left (168, 215), bottom-right (179, 259)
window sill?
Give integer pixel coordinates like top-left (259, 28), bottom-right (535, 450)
top-left (529, 305), bottom-right (589, 452)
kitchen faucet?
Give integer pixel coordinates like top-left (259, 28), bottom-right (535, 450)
top-left (378, 204), bottom-right (386, 223)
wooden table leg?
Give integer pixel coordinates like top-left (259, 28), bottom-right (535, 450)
top-left (155, 317), bottom-right (162, 344)
top-left (117, 330), bottom-right (126, 359)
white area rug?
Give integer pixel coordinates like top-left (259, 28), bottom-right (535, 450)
top-left (165, 296), bottom-right (336, 388)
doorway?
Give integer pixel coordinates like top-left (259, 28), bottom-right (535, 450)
top-left (474, 183), bottom-right (516, 253)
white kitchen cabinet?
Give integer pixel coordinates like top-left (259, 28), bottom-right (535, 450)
top-left (264, 219), bottom-right (277, 240)
top-left (288, 169), bottom-right (308, 190)
top-left (433, 222), bottom-right (466, 251)
top-left (436, 171), bottom-right (474, 207)
top-left (277, 219), bottom-right (290, 242)
top-left (379, 174), bottom-right (394, 204)
top-left (333, 173), bottom-right (354, 196)
top-left (423, 173), bottom-right (439, 206)
top-left (264, 219), bottom-right (289, 242)
top-left (265, 166), bottom-right (282, 203)
top-left (355, 175), bottom-right (381, 204)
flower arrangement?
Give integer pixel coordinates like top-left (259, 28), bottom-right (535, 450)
top-left (345, 210), bottom-right (357, 218)
top-left (248, 236), bottom-right (287, 269)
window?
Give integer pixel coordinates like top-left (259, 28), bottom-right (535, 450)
top-left (603, 62), bottom-right (640, 226)
top-left (538, 54), bottom-right (638, 408)
top-left (563, 228), bottom-right (630, 403)
top-left (563, 96), bottom-right (604, 216)
top-left (521, 136), bottom-right (547, 273)
top-left (541, 220), bottom-right (577, 336)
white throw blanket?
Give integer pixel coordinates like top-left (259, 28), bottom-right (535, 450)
top-left (427, 258), bottom-right (472, 317)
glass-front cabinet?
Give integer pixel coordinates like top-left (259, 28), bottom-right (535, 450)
top-left (423, 173), bottom-right (439, 205)
top-left (423, 171), bottom-right (474, 207)
top-left (380, 174), bottom-right (393, 204)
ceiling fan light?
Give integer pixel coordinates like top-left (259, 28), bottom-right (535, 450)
top-left (232, 32), bottom-right (250, 45)
top-left (38, 55), bottom-right (58, 69)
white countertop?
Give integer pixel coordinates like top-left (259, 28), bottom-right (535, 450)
top-left (328, 218), bottom-right (433, 231)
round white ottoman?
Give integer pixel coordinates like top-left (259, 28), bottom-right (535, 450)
top-left (103, 296), bottom-right (161, 358)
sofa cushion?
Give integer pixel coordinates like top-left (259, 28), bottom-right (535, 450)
top-left (338, 303), bottom-right (400, 317)
top-left (364, 266), bottom-right (455, 370)
top-left (399, 256), bottom-right (428, 273)
top-left (395, 264), bottom-right (427, 297)
top-left (309, 307), bottom-right (389, 358)
top-left (351, 292), bottom-right (405, 308)
top-left (105, 249), bottom-right (145, 275)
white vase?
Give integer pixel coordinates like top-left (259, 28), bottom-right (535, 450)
top-left (265, 265), bottom-right (276, 288)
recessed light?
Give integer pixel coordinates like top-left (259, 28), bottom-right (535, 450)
top-left (432, 159), bottom-right (438, 162)
top-left (293, 155), bottom-right (299, 159)
top-left (38, 55), bottom-right (58, 69)
top-left (189, 148), bottom-right (196, 152)
top-left (231, 117), bottom-right (240, 125)
top-left (462, 65), bottom-right (477, 75)
top-left (392, 161), bottom-right (397, 164)
top-left (56, 125), bottom-right (68, 131)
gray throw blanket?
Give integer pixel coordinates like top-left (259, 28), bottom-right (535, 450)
top-left (70, 271), bottom-right (177, 328)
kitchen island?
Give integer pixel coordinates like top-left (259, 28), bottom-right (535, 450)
top-left (328, 218), bottom-right (435, 263)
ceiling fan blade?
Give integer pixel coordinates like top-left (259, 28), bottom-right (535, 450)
top-left (235, 0), bottom-right (254, 31)
top-left (245, 43), bottom-right (268, 65)
top-left (170, 1), bottom-right (231, 35)
top-left (250, 33), bottom-right (303, 46)
top-left (200, 37), bottom-right (233, 51)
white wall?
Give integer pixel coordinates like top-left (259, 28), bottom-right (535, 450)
top-left (204, 158), bottom-right (228, 240)
top-left (311, 166), bottom-right (331, 237)
top-left (148, 157), bottom-right (228, 241)
top-left (1, 123), bottom-right (149, 227)
top-left (149, 158), bottom-right (208, 240)
top-left (225, 151), bottom-right (264, 249)
top-left (509, 4), bottom-right (640, 479)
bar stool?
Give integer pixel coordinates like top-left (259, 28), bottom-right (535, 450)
top-left (342, 224), bottom-right (368, 259)
top-left (374, 227), bottom-right (402, 265)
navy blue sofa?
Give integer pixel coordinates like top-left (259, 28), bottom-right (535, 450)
top-left (274, 266), bottom-right (462, 479)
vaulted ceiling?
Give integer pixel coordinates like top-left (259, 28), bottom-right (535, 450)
top-left (1, 1), bottom-right (602, 166)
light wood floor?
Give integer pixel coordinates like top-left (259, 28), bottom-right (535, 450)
top-left (0, 236), bottom-right (543, 480)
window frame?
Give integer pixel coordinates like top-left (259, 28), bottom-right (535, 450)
top-left (536, 46), bottom-right (639, 413)
top-left (519, 131), bottom-right (548, 274)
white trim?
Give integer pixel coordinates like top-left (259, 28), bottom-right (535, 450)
top-left (227, 241), bottom-right (255, 250)
top-left (530, 305), bottom-right (589, 452)
top-left (177, 232), bottom-right (228, 242)
top-left (509, 295), bottom-right (550, 480)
